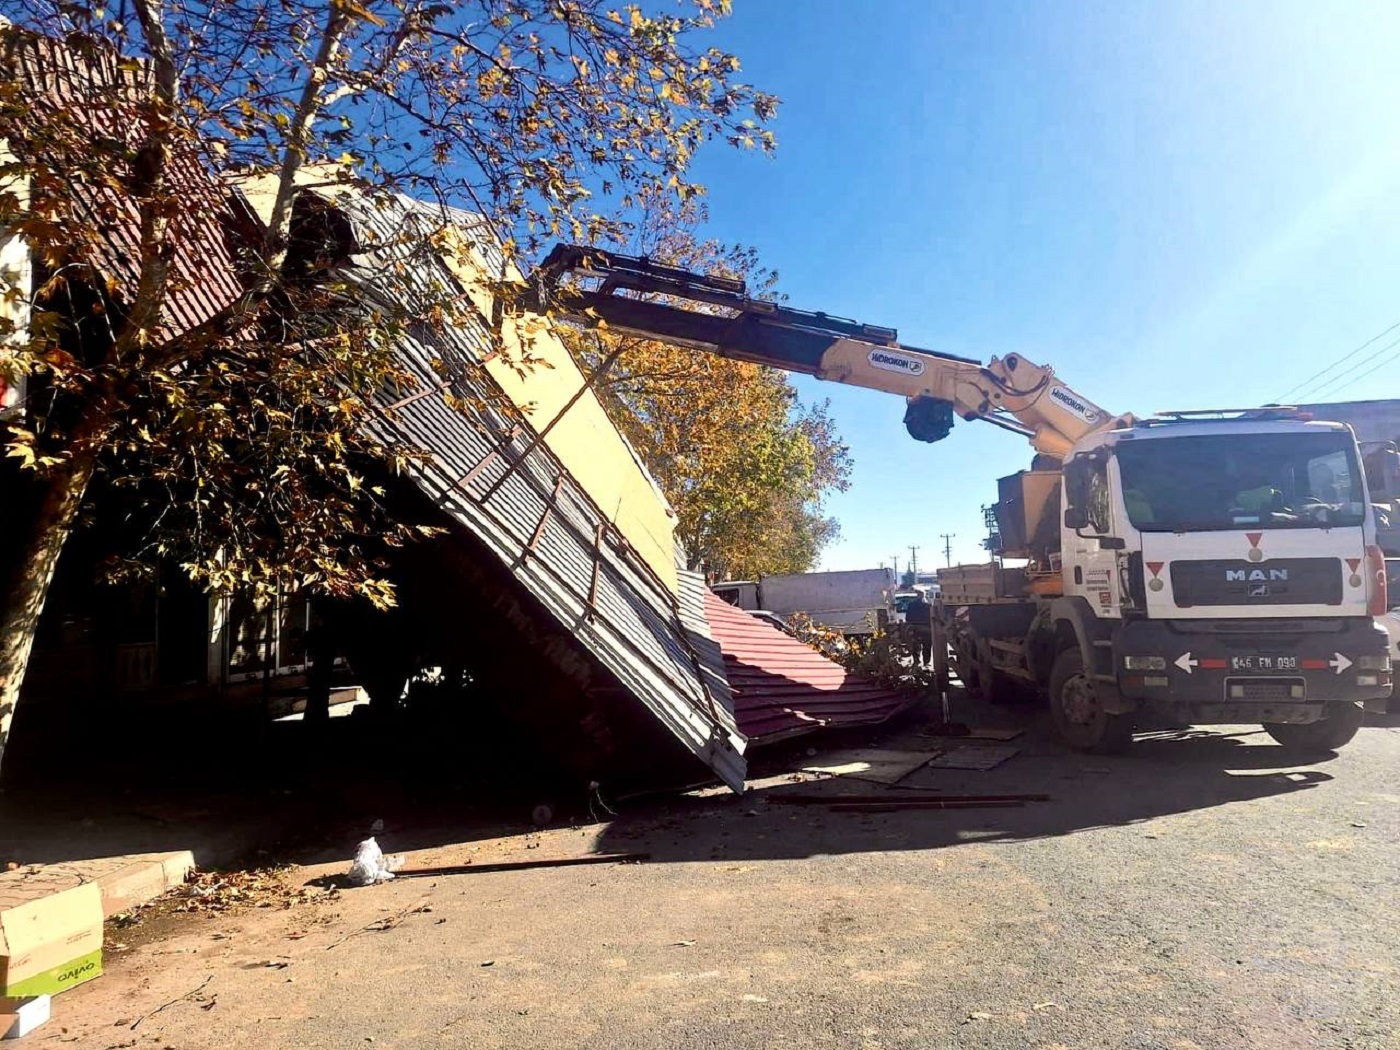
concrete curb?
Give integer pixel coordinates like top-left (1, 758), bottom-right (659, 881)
top-left (1, 852), bottom-right (195, 920)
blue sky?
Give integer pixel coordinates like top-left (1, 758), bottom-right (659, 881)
top-left (685, 0), bottom-right (1400, 572)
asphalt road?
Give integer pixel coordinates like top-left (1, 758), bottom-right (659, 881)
top-left (60, 707), bottom-right (1400, 1050)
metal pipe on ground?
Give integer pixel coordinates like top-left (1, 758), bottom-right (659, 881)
top-left (767, 793), bottom-right (1050, 806)
top-left (394, 852), bottom-right (649, 878)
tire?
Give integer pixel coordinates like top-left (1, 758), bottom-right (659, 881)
top-left (1264, 702), bottom-right (1364, 755)
top-left (1048, 648), bottom-right (1134, 753)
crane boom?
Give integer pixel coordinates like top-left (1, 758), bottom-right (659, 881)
top-left (526, 245), bottom-right (1128, 459)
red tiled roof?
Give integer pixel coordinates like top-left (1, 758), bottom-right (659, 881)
top-left (703, 591), bottom-right (914, 745)
top-left (2, 29), bottom-right (246, 343)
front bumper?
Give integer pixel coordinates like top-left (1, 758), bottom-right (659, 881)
top-left (1112, 617), bottom-right (1393, 722)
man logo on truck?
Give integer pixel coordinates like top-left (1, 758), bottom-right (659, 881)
top-left (1226, 569), bottom-right (1289, 582)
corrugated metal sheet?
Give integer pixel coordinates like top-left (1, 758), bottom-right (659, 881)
top-left (1, 29), bottom-right (244, 342)
top-left (676, 568), bottom-right (736, 721)
top-left (704, 591), bottom-right (914, 744)
top-left (325, 190), bottom-right (747, 791)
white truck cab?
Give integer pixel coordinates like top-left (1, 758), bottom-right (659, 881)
top-left (946, 413), bottom-right (1393, 753)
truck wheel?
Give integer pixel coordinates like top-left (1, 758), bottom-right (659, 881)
top-left (1263, 702), bottom-right (1364, 755)
top-left (1049, 649), bottom-right (1133, 753)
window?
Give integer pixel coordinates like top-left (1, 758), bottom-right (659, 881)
top-left (223, 585), bottom-right (312, 681)
top-left (1115, 431), bottom-right (1367, 532)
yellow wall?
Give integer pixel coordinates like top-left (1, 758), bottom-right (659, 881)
top-left (485, 308), bottom-right (680, 593)
top-left (234, 173), bottom-right (680, 592)
top-left (435, 223), bottom-right (679, 593)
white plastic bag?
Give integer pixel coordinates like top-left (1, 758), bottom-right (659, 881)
top-left (346, 837), bottom-right (404, 886)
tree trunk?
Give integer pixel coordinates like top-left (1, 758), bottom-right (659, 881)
top-left (0, 435), bottom-right (101, 776)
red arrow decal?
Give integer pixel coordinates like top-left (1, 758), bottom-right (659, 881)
top-left (1199, 658), bottom-right (1229, 670)
top-left (1146, 561), bottom-right (1164, 578)
top-left (1246, 533), bottom-right (1262, 549)
top-left (1301, 659), bottom-right (1329, 670)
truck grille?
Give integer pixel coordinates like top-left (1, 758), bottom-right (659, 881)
top-left (1171, 559), bottom-right (1341, 608)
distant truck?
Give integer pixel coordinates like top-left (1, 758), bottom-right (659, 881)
top-left (711, 568), bottom-right (896, 636)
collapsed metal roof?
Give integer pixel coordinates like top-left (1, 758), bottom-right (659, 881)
top-left (703, 591), bottom-right (914, 745)
top-left (319, 190), bottom-right (748, 791)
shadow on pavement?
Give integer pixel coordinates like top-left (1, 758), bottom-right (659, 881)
top-left (1, 687), bottom-right (1350, 873)
top-left (591, 722), bottom-right (1337, 864)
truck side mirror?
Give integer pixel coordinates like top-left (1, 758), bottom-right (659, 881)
top-left (1063, 459), bottom-right (1090, 526)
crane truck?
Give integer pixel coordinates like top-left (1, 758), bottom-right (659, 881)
top-left (523, 246), bottom-right (1393, 754)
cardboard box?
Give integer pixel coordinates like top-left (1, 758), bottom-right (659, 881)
top-left (0, 995), bottom-right (51, 1039)
top-left (0, 882), bottom-right (103, 998)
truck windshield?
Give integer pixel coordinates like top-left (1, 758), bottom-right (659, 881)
top-left (1115, 431), bottom-right (1367, 532)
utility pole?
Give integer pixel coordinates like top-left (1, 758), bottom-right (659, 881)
top-left (889, 554), bottom-right (900, 581)
top-left (907, 545), bottom-right (920, 582)
top-left (940, 533), bottom-right (955, 567)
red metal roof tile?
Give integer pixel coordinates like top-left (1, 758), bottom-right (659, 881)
top-left (2, 29), bottom-right (245, 343)
top-left (703, 591), bottom-right (914, 745)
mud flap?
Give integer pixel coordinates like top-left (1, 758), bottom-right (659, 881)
top-left (1096, 679), bottom-right (1136, 715)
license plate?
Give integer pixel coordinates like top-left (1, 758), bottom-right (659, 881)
top-left (1230, 655), bottom-right (1299, 672)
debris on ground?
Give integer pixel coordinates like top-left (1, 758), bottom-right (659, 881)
top-left (768, 792), bottom-right (1049, 807)
top-left (799, 749), bottom-right (941, 785)
top-left (129, 975), bottom-right (214, 1030)
top-left (392, 853), bottom-right (648, 878)
top-left (177, 868), bottom-right (329, 914)
top-left (926, 744), bottom-right (1020, 771)
top-left (966, 727), bottom-right (1024, 742)
top-left (828, 799), bottom-right (1024, 813)
top-left (346, 839), bottom-right (405, 887)
top-left (325, 899), bottom-right (433, 951)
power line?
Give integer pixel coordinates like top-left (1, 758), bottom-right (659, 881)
top-left (1276, 319), bottom-right (1400, 402)
top-left (1302, 332), bottom-right (1400, 402)
top-left (939, 533), bottom-right (955, 567)
top-left (1307, 339), bottom-right (1400, 401)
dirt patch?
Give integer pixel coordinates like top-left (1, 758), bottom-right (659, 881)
top-left (105, 866), bottom-right (342, 960)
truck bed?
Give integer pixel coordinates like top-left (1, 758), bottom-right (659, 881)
top-left (939, 562), bottom-right (1031, 604)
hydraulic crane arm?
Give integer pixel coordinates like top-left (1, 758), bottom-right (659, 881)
top-left (525, 245), bottom-right (1128, 459)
